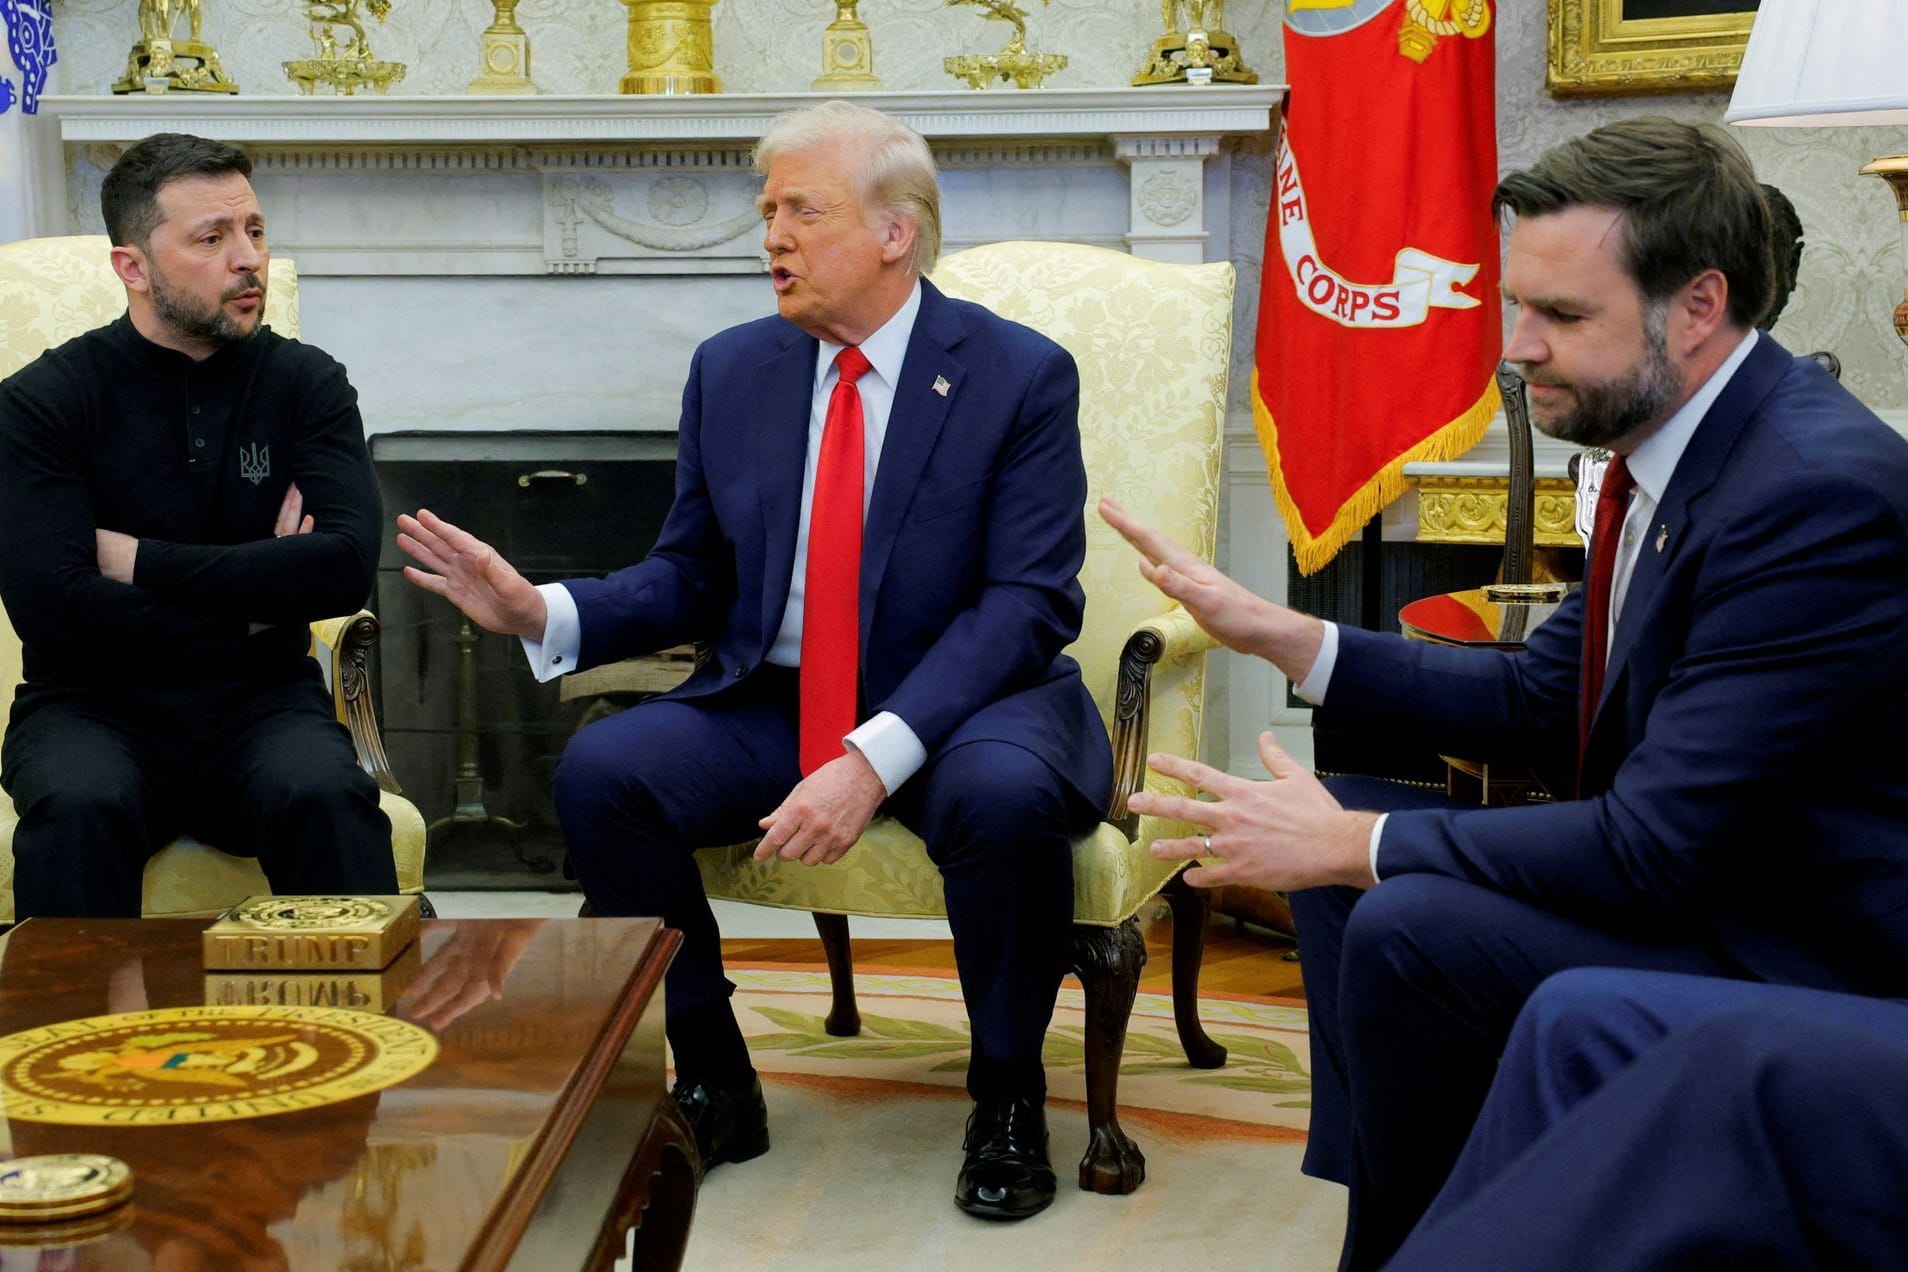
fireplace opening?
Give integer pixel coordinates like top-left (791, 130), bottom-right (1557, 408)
top-left (372, 431), bottom-right (685, 890)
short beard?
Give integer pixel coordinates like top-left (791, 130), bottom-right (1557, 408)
top-left (148, 263), bottom-right (265, 349)
top-left (1521, 300), bottom-right (1679, 450)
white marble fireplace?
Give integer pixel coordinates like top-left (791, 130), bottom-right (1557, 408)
top-left (38, 88), bottom-right (1279, 439)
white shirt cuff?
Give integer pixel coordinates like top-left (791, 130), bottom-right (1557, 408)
top-left (846, 711), bottom-right (927, 796)
top-left (520, 582), bottom-right (581, 683)
top-left (1368, 813), bottom-right (1387, 884)
top-left (1294, 621), bottom-right (1339, 705)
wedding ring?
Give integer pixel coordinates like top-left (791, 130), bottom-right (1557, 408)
top-left (1201, 835), bottom-right (1213, 855)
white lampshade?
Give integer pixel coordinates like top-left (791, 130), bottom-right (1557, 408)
top-left (1726, 0), bottom-right (1908, 127)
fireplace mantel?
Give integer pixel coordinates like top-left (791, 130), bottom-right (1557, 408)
top-left (44, 87), bottom-right (1279, 147)
top-left (41, 87), bottom-right (1280, 272)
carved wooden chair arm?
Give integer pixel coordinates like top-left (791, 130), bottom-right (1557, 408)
top-left (309, 610), bottom-right (403, 796)
top-left (1107, 606), bottom-right (1219, 836)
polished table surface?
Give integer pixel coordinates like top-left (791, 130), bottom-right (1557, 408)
top-left (0, 915), bottom-right (693, 1270)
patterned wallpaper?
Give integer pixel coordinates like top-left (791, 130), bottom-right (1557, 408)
top-left (47, 0), bottom-right (1908, 409)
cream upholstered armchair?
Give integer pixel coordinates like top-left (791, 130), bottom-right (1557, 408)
top-left (0, 235), bottom-right (426, 922)
top-left (694, 240), bottom-right (1233, 1194)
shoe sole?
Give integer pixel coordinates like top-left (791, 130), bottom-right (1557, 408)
top-left (953, 1189), bottom-right (1054, 1221)
top-left (704, 1127), bottom-right (771, 1171)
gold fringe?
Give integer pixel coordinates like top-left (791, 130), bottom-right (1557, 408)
top-left (1251, 369), bottom-right (1501, 576)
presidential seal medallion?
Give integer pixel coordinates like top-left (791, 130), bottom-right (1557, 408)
top-left (0, 1006), bottom-right (438, 1126)
top-left (0, 1153), bottom-right (132, 1221)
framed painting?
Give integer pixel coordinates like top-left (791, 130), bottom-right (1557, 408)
top-left (1548, 0), bottom-right (1760, 98)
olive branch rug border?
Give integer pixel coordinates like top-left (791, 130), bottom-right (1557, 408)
top-left (726, 964), bottom-right (1312, 1142)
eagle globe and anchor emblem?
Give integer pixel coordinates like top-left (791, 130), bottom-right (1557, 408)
top-left (1286, 0), bottom-right (1489, 63)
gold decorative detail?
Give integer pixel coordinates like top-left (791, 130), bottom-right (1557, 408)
top-left (1398, 0), bottom-right (1489, 64)
top-left (814, 0), bottom-right (881, 90)
top-left (468, 0), bottom-right (537, 95)
top-left (1414, 476), bottom-right (1579, 547)
top-left (1131, 0), bottom-right (1254, 87)
top-left (284, 0), bottom-right (406, 96)
top-left (112, 0), bottom-right (240, 95)
top-left (1547, 0), bottom-right (1755, 99)
top-left (619, 0), bottom-right (721, 95)
top-left (0, 1006), bottom-right (437, 1125)
top-left (944, 0), bottom-right (1067, 89)
top-left (1860, 156), bottom-right (1908, 350)
top-left (232, 896), bottom-right (393, 930)
top-left (204, 894), bottom-right (422, 971)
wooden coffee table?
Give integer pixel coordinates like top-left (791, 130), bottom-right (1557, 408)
top-left (0, 915), bottom-right (695, 1270)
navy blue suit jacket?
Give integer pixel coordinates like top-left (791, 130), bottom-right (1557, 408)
top-left (1319, 334), bottom-right (1908, 994)
top-left (561, 279), bottom-right (1112, 810)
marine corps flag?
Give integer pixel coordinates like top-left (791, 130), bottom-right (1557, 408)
top-left (1255, 0), bottom-right (1500, 574)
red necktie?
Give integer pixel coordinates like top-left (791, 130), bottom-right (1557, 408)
top-left (799, 346), bottom-right (872, 775)
top-left (1578, 453), bottom-right (1635, 776)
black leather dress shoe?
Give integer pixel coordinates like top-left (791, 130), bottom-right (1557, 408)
top-left (954, 1095), bottom-right (1056, 1220)
top-left (671, 1073), bottom-right (770, 1175)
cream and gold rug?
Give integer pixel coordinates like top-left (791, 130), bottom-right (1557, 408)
top-left (680, 966), bottom-right (1345, 1271)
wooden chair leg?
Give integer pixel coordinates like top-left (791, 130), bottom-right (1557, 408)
top-left (1071, 917), bottom-right (1147, 1194)
top-left (812, 912), bottom-right (861, 1037)
top-left (1162, 873), bottom-right (1227, 1069)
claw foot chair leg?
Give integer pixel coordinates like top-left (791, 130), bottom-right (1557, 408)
top-left (1071, 917), bottom-right (1147, 1193)
top-left (813, 912), bottom-right (862, 1037)
top-left (1162, 873), bottom-right (1227, 1068)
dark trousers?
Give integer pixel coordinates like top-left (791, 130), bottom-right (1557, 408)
top-left (1, 664), bottom-right (395, 919)
top-left (1391, 969), bottom-right (1908, 1270)
top-left (553, 668), bottom-right (1087, 1099)
top-left (1292, 776), bottom-right (1744, 1272)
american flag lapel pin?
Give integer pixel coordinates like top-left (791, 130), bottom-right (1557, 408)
top-left (932, 375), bottom-right (950, 397)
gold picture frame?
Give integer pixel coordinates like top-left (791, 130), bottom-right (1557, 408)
top-left (1548, 0), bottom-right (1759, 98)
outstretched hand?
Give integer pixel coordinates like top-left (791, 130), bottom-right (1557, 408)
top-left (1130, 731), bottom-right (1376, 892)
top-left (1099, 497), bottom-right (1295, 661)
top-left (396, 508), bottom-right (547, 640)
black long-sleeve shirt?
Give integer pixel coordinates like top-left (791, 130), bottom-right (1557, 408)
top-left (0, 313), bottom-right (380, 690)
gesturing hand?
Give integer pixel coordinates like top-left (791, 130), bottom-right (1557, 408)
top-left (396, 508), bottom-right (547, 640)
top-left (753, 750), bottom-right (887, 867)
top-left (1129, 732), bottom-right (1377, 892)
top-left (1099, 497), bottom-right (1288, 658)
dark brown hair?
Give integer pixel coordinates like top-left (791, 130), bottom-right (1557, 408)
top-left (101, 132), bottom-right (253, 250)
top-left (1493, 118), bottom-right (1774, 330)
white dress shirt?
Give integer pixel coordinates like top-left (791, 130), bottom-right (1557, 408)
top-left (521, 281), bottom-right (930, 795)
top-left (1299, 329), bottom-right (1762, 882)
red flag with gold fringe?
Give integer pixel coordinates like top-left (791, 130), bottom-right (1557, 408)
top-left (1254, 0), bottom-right (1501, 574)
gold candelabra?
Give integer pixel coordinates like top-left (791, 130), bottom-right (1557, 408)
top-left (943, 0), bottom-right (1066, 90)
top-left (814, 0), bottom-right (880, 90)
top-left (469, 0), bottom-right (537, 94)
top-left (112, 0), bottom-right (240, 94)
top-left (1131, 0), bottom-right (1257, 86)
top-left (619, 0), bottom-right (722, 94)
top-left (284, 0), bottom-right (407, 96)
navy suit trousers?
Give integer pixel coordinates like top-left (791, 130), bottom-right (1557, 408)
top-left (1292, 777), bottom-right (1743, 1272)
top-left (552, 667), bottom-right (1086, 1098)
top-left (1390, 968), bottom-right (1908, 1269)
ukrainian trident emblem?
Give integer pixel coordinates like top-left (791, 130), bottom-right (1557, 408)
top-left (239, 442), bottom-right (269, 485)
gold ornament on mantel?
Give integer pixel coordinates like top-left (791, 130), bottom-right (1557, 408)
top-left (112, 0), bottom-right (240, 95)
top-left (943, 0), bottom-right (1066, 90)
top-left (813, 0), bottom-right (880, 91)
top-left (1131, 0), bottom-right (1257, 86)
top-left (619, 0), bottom-right (721, 94)
top-left (469, 0), bottom-right (538, 94)
top-left (284, 0), bottom-right (407, 96)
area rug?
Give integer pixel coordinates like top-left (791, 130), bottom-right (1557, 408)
top-left (678, 965), bottom-right (1346, 1272)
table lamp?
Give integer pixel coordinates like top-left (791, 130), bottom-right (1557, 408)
top-left (1726, 1), bottom-right (1908, 344)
